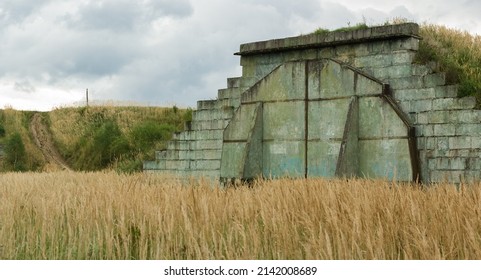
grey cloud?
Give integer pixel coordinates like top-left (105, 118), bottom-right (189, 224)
top-left (359, 5), bottom-right (417, 25)
top-left (66, 0), bottom-right (193, 32)
top-left (102, 52), bottom-right (225, 106)
top-left (1, 0), bottom-right (319, 108)
top-left (389, 6), bottom-right (417, 21)
top-left (317, 2), bottom-right (358, 29)
top-left (93, 0), bottom-right (344, 106)
top-left (56, 41), bottom-right (137, 77)
top-left (66, 1), bottom-right (144, 32)
top-left (148, 0), bottom-right (193, 18)
top-left (0, 0), bottom-right (49, 23)
top-left (302, 3), bottom-right (419, 30)
top-left (14, 80), bottom-right (36, 93)
top-left (244, 0), bottom-right (321, 19)
top-left (0, 25), bottom-right (138, 83)
top-left (466, 0), bottom-right (481, 9)
top-left (0, 0), bottom-right (376, 109)
top-left (98, 1), bottom-right (291, 104)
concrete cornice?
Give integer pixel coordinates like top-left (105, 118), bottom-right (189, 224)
top-left (235, 23), bottom-right (420, 56)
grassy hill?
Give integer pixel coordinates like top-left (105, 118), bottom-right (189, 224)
top-left (313, 21), bottom-right (481, 105)
top-left (0, 105), bottom-right (191, 173)
top-left (415, 24), bottom-right (481, 103)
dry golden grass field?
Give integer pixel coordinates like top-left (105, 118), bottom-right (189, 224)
top-left (1, 171), bottom-right (481, 260)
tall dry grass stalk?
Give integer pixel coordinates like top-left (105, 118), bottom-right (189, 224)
top-left (1, 172), bottom-right (480, 260)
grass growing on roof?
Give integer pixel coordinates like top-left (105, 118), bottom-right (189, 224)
top-left (415, 24), bottom-right (481, 103)
top-left (311, 21), bottom-right (481, 104)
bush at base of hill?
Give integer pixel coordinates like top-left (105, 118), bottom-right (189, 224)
top-left (130, 121), bottom-right (175, 154)
top-left (71, 121), bottom-right (131, 171)
top-left (3, 132), bottom-right (27, 171)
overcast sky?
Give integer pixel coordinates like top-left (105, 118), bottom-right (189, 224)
top-left (1, 0), bottom-right (480, 111)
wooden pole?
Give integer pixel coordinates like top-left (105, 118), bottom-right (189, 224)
top-left (86, 88), bottom-right (89, 107)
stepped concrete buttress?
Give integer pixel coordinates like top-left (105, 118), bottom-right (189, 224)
top-left (144, 23), bottom-right (481, 184)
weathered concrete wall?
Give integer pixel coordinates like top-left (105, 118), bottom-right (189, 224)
top-left (144, 23), bottom-right (481, 183)
top-left (221, 59), bottom-right (416, 181)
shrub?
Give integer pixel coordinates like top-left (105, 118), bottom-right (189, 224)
top-left (4, 132), bottom-right (27, 171)
top-left (90, 122), bottom-right (131, 169)
top-left (333, 23), bottom-right (368, 33)
top-left (312, 28), bottom-right (330, 35)
top-left (130, 121), bottom-right (175, 153)
top-left (310, 22), bottom-right (368, 36)
top-left (0, 124), bottom-right (5, 138)
top-left (182, 108), bottom-right (193, 123)
top-left (73, 121), bottom-right (131, 170)
top-left (115, 158), bottom-right (144, 174)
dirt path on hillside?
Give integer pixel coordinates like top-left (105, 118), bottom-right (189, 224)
top-left (30, 113), bottom-right (72, 171)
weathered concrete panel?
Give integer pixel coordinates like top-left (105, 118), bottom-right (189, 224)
top-left (307, 60), bottom-right (322, 99)
top-left (192, 140), bottom-right (223, 150)
top-left (307, 141), bottom-right (341, 177)
top-left (308, 99), bottom-right (350, 140)
top-left (456, 124), bottom-right (481, 136)
top-left (255, 64), bottom-right (279, 81)
top-left (242, 62), bottom-right (306, 103)
top-left (143, 160), bottom-right (166, 170)
top-left (353, 54), bottom-right (393, 68)
top-left (190, 160), bottom-right (220, 170)
top-left (243, 104), bottom-right (264, 179)
top-left (223, 104), bottom-right (258, 141)
top-left (263, 141), bottom-right (305, 178)
top-left (355, 75), bottom-right (383, 96)
top-left (220, 143), bottom-right (247, 178)
top-left (320, 60), bottom-right (356, 99)
top-left (195, 150), bottom-right (221, 160)
top-left (359, 97), bottom-right (408, 138)
top-left (336, 97), bottom-right (360, 178)
top-left (372, 65), bottom-right (413, 79)
top-left (359, 139), bottom-right (412, 180)
top-left (221, 102), bottom-right (262, 179)
top-left (394, 88), bottom-right (436, 101)
top-left (392, 50), bottom-right (416, 65)
top-left (263, 101), bottom-right (305, 140)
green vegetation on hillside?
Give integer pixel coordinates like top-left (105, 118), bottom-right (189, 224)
top-left (0, 106), bottom-right (192, 173)
top-left (3, 132), bottom-right (27, 171)
top-left (414, 24), bottom-right (481, 102)
top-left (50, 106), bottom-right (191, 172)
top-left (0, 109), bottom-right (45, 172)
top-left (311, 21), bottom-right (481, 104)
top-left (0, 124), bottom-right (5, 138)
